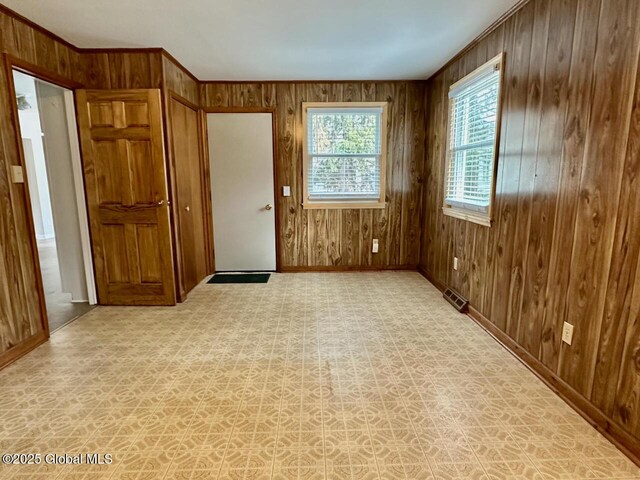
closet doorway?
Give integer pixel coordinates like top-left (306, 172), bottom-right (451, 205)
top-left (12, 69), bottom-right (96, 332)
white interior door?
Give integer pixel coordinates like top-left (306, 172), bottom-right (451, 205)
top-left (207, 113), bottom-right (276, 271)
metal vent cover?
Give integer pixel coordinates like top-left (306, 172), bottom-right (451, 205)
top-left (443, 288), bottom-right (469, 313)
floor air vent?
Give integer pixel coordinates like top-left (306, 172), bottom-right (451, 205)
top-left (443, 288), bottom-right (469, 313)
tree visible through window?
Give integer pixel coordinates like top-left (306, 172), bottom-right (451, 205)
top-left (444, 54), bottom-right (504, 226)
top-left (303, 103), bottom-right (387, 208)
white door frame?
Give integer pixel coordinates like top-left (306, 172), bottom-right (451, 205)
top-left (64, 90), bottom-right (97, 305)
top-left (204, 108), bottom-right (280, 272)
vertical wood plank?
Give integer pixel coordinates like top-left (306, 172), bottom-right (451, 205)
top-left (540, 0), bottom-right (601, 370)
top-left (507, 0), bottom-right (550, 342)
top-left (558, 0), bottom-right (640, 397)
top-left (519, 0), bottom-right (577, 357)
top-left (593, 31), bottom-right (640, 414)
top-left (613, 239), bottom-right (640, 432)
top-left (401, 82), bottom-right (426, 266)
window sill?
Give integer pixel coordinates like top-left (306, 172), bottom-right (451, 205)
top-left (303, 201), bottom-right (386, 210)
top-left (442, 206), bottom-right (491, 227)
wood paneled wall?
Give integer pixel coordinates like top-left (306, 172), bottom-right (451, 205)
top-left (161, 54), bottom-right (209, 300)
top-left (0, 7), bottom-right (178, 364)
top-left (82, 50), bottom-right (163, 89)
top-left (420, 0), bottom-right (640, 446)
top-left (0, 8), bottom-right (65, 363)
top-left (200, 82), bottom-right (426, 269)
top-left (162, 53), bottom-right (199, 105)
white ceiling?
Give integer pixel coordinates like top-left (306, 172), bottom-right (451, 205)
top-left (2, 0), bottom-right (521, 81)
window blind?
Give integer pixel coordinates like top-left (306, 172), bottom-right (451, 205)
top-left (307, 107), bottom-right (382, 201)
top-left (446, 62), bottom-right (501, 213)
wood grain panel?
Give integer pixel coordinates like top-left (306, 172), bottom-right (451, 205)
top-left (162, 54), bottom-right (199, 106)
top-left (159, 55), bottom-right (206, 299)
top-left (420, 0), bottom-right (640, 447)
top-left (81, 51), bottom-right (163, 90)
top-left (559, 0), bottom-right (640, 397)
top-left (76, 89), bottom-right (176, 306)
top-left (200, 81), bottom-right (426, 268)
top-left (540, 0), bottom-right (601, 372)
top-left (0, 62), bottom-right (43, 353)
top-left (518, 0), bottom-right (573, 356)
top-left (169, 96), bottom-right (209, 295)
top-left (607, 25), bottom-right (640, 430)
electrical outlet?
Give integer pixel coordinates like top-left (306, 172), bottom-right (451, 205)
top-left (562, 322), bottom-right (574, 345)
top-left (372, 239), bottom-right (379, 254)
top-left (282, 186), bottom-right (291, 197)
top-left (11, 165), bottom-right (24, 184)
top-left (453, 257), bottom-right (459, 271)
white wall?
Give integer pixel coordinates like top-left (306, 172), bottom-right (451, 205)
top-left (37, 81), bottom-right (89, 302)
top-left (14, 72), bottom-right (55, 240)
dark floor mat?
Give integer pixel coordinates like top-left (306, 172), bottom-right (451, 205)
top-left (208, 273), bottom-right (271, 284)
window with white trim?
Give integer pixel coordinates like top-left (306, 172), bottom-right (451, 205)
top-left (444, 54), bottom-right (504, 226)
top-left (303, 102), bottom-right (387, 209)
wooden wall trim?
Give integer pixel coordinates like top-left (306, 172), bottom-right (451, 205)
top-left (416, 265), bottom-right (445, 290)
top-left (0, 4), bottom-right (77, 52)
top-left (0, 331), bottom-right (48, 370)
top-left (283, 265), bottom-right (417, 272)
top-left (3, 53), bottom-right (51, 340)
top-left (427, 0), bottom-right (532, 81)
top-left (417, 266), bottom-right (640, 467)
top-left (270, 109), bottom-right (281, 272)
top-left (7, 55), bottom-right (83, 89)
top-left (200, 79), bottom-right (425, 85)
top-left (168, 89), bottom-right (200, 112)
top-left (164, 90), bottom-right (187, 302)
top-left (203, 106), bottom-right (276, 113)
top-left (198, 108), bottom-right (215, 273)
top-left (161, 50), bottom-right (199, 84)
top-left (80, 47), bottom-right (163, 54)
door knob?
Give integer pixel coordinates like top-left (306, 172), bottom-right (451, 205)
top-left (185, 206), bottom-right (190, 212)
top-left (265, 204), bottom-right (273, 211)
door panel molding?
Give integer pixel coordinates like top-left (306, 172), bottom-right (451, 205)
top-left (76, 89), bottom-right (176, 306)
top-left (168, 92), bottom-right (211, 296)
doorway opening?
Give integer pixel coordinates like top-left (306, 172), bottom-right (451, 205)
top-left (12, 70), bottom-right (96, 332)
top-left (206, 112), bottom-right (278, 272)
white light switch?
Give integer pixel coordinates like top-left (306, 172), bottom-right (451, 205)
top-left (562, 322), bottom-right (574, 345)
top-left (282, 186), bottom-right (291, 197)
top-left (11, 166), bottom-right (24, 184)
top-left (372, 239), bottom-right (379, 254)
top-left (453, 257), bottom-right (459, 271)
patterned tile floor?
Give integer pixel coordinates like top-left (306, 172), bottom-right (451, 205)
top-left (0, 272), bottom-right (638, 479)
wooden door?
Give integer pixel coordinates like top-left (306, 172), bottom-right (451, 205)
top-left (76, 89), bottom-right (176, 305)
top-left (169, 97), bottom-right (209, 295)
